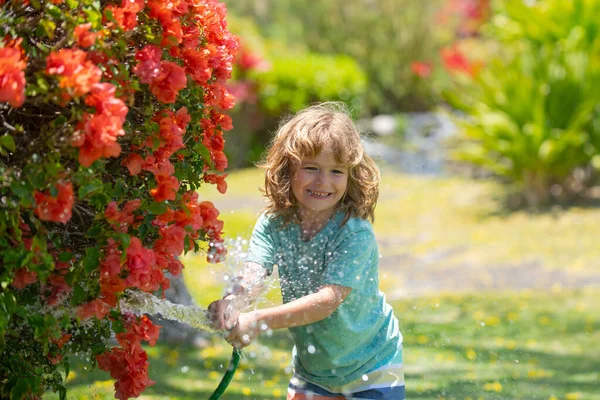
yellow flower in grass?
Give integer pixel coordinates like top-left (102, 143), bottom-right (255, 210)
top-left (484, 315), bottom-right (500, 326)
top-left (417, 335), bottom-right (429, 344)
top-left (200, 346), bottom-right (218, 359)
top-left (565, 392), bottom-right (581, 400)
top-left (264, 379), bottom-right (277, 387)
top-left (208, 371), bottom-right (221, 380)
top-left (483, 381), bottom-right (502, 392)
top-left (166, 349), bottom-right (179, 366)
top-left (242, 387), bottom-right (252, 396)
top-left (507, 312), bottom-right (519, 322)
top-left (505, 339), bottom-right (517, 350)
top-left (548, 396), bottom-right (558, 400)
top-left (272, 388), bottom-right (283, 397)
top-left (472, 311), bottom-right (485, 320)
top-left (538, 316), bottom-right (550, 326)
top-left (526, 339), bottom-right (537, 347)
top-left (466, 349), bottom-right (477, 360)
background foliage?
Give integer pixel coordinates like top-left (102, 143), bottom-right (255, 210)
top-left (444, 0), bottom-right (600, 206)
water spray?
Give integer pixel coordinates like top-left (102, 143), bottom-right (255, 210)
top-left (120, 290), bottom-right (243, 399)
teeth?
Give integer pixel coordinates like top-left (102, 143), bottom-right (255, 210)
top-left (308, 190), bottom-right (329, 198)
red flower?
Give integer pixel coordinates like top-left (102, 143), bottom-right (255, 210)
top-left (212, 150), bottom-right (228, 172)
top-left (411, 61), bottom-right (433, 78)
top-left (122, 153), bottom-right (144, 175)
top-left (441, 46), bottom-right (480, 76)
top-left (105, 199), bottom-right (141, 233)
top-left (133, 45), bottom-right (163, 84)
top-left (76, 298), bottom-right (112, 320)
top-left (74, 83), bottom-right (128, 167)
top-left (52, 333), bottom-right (72, 350)
top-left (74, 23), bottom-right (99, 48)
top-left (0, 42), bottom-right (26, 108)
top-left (182, 48), bottom-right (211, 84)
top-left (150, 61), bottom-right (187, 103)
top-left (154, 224), bottom-right (187, 256)
top-left (117, 315), bottom-right (161, 349)
top-left (123, 237), bottom-right (162, 292)
top-left (97, 346), bottom-right (155, 400)
top-left (34, 181), bottom-right (74, 224)
top-left (204, 173), bottom-right (228, 194)
top-left (46, 48), bottom-right (102, 98)
top-left (12, 268), bottom-right (38, 289)
top-left (150, 175), bottom-right (179, 202)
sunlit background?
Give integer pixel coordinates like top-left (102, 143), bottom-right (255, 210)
top-left (58, 1), bottom-right (600, 399)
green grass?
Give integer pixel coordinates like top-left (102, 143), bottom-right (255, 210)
top-left (47, 168), bottom-right (600, 399)
top-left (50, 288), bottom-right (600, 399)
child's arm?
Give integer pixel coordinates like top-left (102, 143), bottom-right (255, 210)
top-left (225, 284), bottom-right (351, 348)
top-left (208, 261), bottom-right (268, 330)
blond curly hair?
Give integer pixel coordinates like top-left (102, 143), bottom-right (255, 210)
top-left (259, 102), bottom-right (380, 224)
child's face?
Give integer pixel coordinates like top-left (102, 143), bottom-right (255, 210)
top-left (291, 148), bottom-right (348, 220)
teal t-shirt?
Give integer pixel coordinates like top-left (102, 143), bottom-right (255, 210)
top-left (246, 211), bottom-right (402, 388)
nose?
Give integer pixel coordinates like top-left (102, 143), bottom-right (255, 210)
top-left (315, 171), bottom-right (329, 186)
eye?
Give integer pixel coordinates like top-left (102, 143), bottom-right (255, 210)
top-left (303, 166), bottom-right (317, 171)
top-left (332, 169), bottom-right (345, 175)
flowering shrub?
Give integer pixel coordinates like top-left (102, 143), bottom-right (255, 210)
top-left (0, 0), bottom-right (238, 398)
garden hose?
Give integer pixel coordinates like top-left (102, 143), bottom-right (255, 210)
top-left (208, 347), bottom-right (242, 400)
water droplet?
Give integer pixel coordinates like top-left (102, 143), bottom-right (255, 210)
top-left (362, 374), bottom-right (369, 381)
top-left (181, 366), bottom-right (189, 373)
top-left (307, 345), bottom-right (316, 354)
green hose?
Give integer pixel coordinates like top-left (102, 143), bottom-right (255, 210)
top-left (208, 348), bottom-right (242, 400)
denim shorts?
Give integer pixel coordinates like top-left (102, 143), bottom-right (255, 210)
top-left (288, 379), bottom-right (406, 400)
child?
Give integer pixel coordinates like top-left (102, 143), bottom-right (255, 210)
top-left (208, 103), bottom-right (404, 400)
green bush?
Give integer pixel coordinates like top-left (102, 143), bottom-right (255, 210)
top-left (444, 0), bottom-right (600, 206)
top-left (252, 53), bottom-right (366, 115)
top-left (225, 0), bottom-right (452, 114)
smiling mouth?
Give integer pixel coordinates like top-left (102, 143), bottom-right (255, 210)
top-left (307, 189), bottom-right (331, 198)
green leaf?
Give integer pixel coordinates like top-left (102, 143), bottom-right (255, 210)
top-left (53, 115), bottom-right (68, 127)
top-left (46, 4), bottom-right (62, 19)
top-left (58, 385), bottom-right (67, 400)
top-left (36, 76), bottom-right (49, 93)
top-left (10, 179), bottom-right (34, 205)
top-left (58, 252), bottom-right (74, 262)
top-left (111, 319), bottom-right (125, 334)
top-left (71, 284), bottom-right (86, 306)
top-left (39, 19), bottom-right (57, 40)
top-left (192, 143), bottom-right (212, 166)
top-left (0, 135), bottom-right (16, 152)
top-left (86, 224), bottom-right (102, 238)
top-left (27, 172), bottom-right (45, 190)
top-left (83, 247), bottom-right (100, 274)
top-left (10, 378), bottom-right (32, 400)
top-left (89, 192), bottom-right (110, 208)
top-left (78, 180), bottom-right (104, 198)
top-left (66, 0), bottom-right (78, 9)
top-left (112, 179), bottom-right (126, 197)
top-left (63, 358), bottom-right (70, 382)
top-left (64, 268), bottom-right (80, 287)
top-left (148, 201), bottom-right (168, 215)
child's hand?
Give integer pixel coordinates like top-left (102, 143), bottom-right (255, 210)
top-left (208, 296), bottom-right (240, 331)
top-left (225, 312), bottom-right (260, 349)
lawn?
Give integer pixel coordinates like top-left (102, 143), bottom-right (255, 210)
top-left (50, 288), bottom-right (599, 399)
top-left (47, 168), bottom-right (600, 399)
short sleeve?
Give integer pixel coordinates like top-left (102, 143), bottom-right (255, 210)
top-left (245, 214), bottom-right (277, 275)
top-left (322, 229), bottom-right (377, 290)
